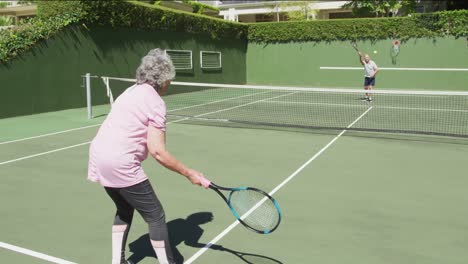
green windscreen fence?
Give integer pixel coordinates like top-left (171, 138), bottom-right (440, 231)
top-left (0, 25), bottom-right (246, 119)
top-left (247, 37), bottom-right (468, 91)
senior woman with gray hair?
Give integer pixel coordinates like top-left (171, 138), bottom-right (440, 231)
top-left (88, 49), bottom-right (210, 264)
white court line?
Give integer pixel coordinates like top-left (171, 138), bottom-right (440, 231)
top-left (170, 92), bottom-right (298, 124)
top-left (183, 106), bottom-right (374, 264)
top-left (267, 100), bottom-right (468, 113)
top-left (320, 66), bottom-right (468, 71)
top-left (167, 90), bottom-right (271, 112)
top-left (376, 105), bottom-right (468, 113)
top-left (0, 124), bottom-right (101, 145)
top-left (0, 242), bottom-right (77, 264)
top-left (269, 100), bottom-right (367, 108)
top-left (0, 142), bottom-right (92, 166)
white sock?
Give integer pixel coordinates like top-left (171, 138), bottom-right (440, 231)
top-left (112, 225), bottom-right (128, 264)
top-left (151, 240), bottom-right (169, 264)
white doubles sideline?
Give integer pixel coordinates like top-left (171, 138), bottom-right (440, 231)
top-left (0, 242), bottom-right (77, 264)
top-left (183, 106), bottom-right (374, 264)
top-left (0, 142), bottom-right (92, 166)
top-left (0, 124), bottom-right (101, 145)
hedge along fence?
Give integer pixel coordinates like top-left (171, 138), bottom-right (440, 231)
top-left (0, 1), bottom-right (466, 64)
top-left (0, 14), bottom-right (83, 63)
top-left (0, 0), bottom-right (85, 63)
top-left (248, 10), bottom-right (468, 43)
top-left (81, 1), bottom-right (246, 39)
top-left (36, 0), bottom-right (85, 18)
top-left (0, 0), bottom-right (247, 64)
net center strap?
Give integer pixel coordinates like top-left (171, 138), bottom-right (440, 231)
top-left (101, 76), bottom-right (114, 105)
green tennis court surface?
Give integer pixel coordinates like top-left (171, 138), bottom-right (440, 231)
top-left (1, 96), bottom-right (468, 264)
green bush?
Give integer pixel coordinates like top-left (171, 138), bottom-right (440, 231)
top-left (427, 10), bottom-right (468, 38)
top-left (0, 16), bottom-right (14, 26)
top-left (0, 0), bottom-right (245, 63)
top-left (0, 14), bottom-right (82, 63)
top-left (80, 0), bottom-right (246, 40)
top-left (37, 0), bottom-right (85, 19)
top-left (0, 0), bottom-right (85, 63)
top-left (248, 10), bottom-right (468, 43)
top-left (1, 1), bottom-right (465, 63)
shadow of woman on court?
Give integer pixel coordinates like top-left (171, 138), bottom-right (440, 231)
top-left (127, 212), bottom-right (283, 264)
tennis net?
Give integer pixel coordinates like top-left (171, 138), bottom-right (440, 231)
top-left (86, 75), bottom-right (468, 138)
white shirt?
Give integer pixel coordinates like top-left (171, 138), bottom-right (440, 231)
top-left (364, 60), bottom-right (378, 77)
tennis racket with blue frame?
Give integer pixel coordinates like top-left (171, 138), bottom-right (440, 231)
top-left (208, 182), bottom-right (282, 234)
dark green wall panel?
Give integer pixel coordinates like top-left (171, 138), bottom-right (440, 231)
top-left (0, 25), bottom-right (246, 119)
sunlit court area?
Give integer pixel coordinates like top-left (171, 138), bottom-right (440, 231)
top-left (1, 1), bottom-right (468, 264)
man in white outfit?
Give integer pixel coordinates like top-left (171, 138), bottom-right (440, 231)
top-left (358, 52), bottom-right (379, 102)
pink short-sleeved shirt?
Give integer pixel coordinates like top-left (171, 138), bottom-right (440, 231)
top-left (87, 83), bottom-right (166, 188)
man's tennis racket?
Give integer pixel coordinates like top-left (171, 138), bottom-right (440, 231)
top-left (351, 41), bottom-right (360, 53)
top-left (209, 182), bottom-right (282, 234)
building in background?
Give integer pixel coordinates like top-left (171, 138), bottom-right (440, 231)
top-left (0, 0), bottom-right (37, 25)
top-left (196, 0), bottom-right (451, 23)
top-left (414, 1), bottom-right (447, 13)
top-left (0, 0), bottom-right (454, 27)
top-left (199, 1), bottom-right (352, 22)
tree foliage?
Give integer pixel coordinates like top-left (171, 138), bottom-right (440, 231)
top-left (0, 16), bottom-right (13, 26)
top-left (1, 0), bottom-right (466, 64)
top-left (181, 0), bottom-right (219, 14)
top-left (279, 1), bottom-right (317, 21)
top-left (343, 0), bottom-right (417, 17)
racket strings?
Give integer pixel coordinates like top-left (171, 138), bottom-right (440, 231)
top-left (229, 189), bottom-right (280, 232)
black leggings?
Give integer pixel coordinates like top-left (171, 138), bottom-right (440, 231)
top-left (105, 179), bottom-right (174, 263)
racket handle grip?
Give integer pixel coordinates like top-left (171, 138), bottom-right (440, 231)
top-left (198, 175), bottom-right (211, 188)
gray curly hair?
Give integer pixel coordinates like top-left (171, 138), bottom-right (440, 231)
top-left (136, 48), bottom-right (176, 90)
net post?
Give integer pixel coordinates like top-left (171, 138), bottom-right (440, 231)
top-left (85, 73), bottom-right (92, 119)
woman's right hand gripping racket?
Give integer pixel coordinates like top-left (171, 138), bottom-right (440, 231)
top-left (207, 181), bottom-right (282, 234)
